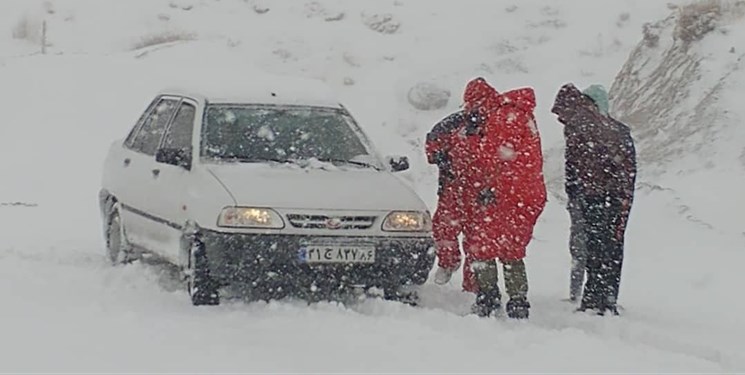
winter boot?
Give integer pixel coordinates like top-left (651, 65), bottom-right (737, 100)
top-left (599, 305), bottom-right (620, 316)
top-left (506, 297), bottom-right (531, 319)
top-left (598, 296), bottom-right (620, 316)
top-left (576, 298), bottom-right (605, 315)
top-left (578, 304), bottom-right (619, 316)
top-left (433, 266), bottom-right (456, 285)
top-left (471, 260), bottom-right (501, 317)
top-left (503, 259), bottom-right (530, 319)
top-left (578, 283), bottom-right (602, 314)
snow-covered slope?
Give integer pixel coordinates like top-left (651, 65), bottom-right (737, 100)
top-left (611, 0), bottom-right (745, 236)
top-left (0, 0), bottom-right (743, 372)
top-left (1, 0), bottom-right (682, 201)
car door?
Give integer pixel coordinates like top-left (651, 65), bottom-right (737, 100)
top-left (101, 96), bottom-right (158, 215)
top-left (148, 98), bottom-right (199, 263)
top-left (118, 96), bottom-right (180, 253)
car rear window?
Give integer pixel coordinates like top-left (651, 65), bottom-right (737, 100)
top-left (201, 105), bottom-right (371, 163)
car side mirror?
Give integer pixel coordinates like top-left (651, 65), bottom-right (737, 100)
top-left (387, 155), bottom-right (409, 172)
top-left (156, 147), bottom-right (192, 170)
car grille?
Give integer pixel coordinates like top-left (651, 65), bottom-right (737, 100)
top-left (286, 214), bottom-right (377, 230)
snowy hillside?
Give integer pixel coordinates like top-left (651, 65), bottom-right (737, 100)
top-left (1, 0), bottom-right (744, 372)
top-left (610, 0), bottom-right (745, 236)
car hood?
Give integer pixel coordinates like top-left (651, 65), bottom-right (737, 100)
top-left (205, 163), bottom-right (427, 212)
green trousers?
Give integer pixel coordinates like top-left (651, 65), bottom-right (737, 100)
top-left (474, 259), bottom-right (528, 299)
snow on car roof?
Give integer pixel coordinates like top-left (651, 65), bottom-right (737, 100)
top-left (158, 73), bottom-right (343, 108)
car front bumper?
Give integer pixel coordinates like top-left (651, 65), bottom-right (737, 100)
top-left (200, 230), bottom-right (436, 299)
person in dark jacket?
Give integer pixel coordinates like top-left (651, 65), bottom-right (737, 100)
top-left (425, 110), bottom-right (478, 293)
top-left (567, 84), bottom-right (610, 301)
top-left (552, 83), bottom-right (636, 315)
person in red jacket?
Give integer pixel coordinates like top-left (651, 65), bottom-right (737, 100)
top-left (457, 77), bottom-right (547, 319)
top-left (425, 110), bottom-right (478, 293)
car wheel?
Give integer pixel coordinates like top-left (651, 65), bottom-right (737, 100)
top-left (185, 233), bottom-right (220, 306)
top-left (106, 207), bottom-right (133, 265)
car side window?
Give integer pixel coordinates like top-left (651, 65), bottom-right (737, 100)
top-left (162, 102), bottom-right (196, 152)
top-left (124, 98), bottom-right (159, 148)
top-left (130, 98), bottom-right (179, 156)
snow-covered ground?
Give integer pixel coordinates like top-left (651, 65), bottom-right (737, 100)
top-left (1, 0), bottom-right (743, 372)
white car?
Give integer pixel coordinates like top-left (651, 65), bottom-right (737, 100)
top-left (99, 77), bottom-right (435, 305)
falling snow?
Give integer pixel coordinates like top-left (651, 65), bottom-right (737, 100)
top-left (0, 0), bottom-right (742, 373)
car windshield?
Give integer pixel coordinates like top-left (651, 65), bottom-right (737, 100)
top-left (201, 105), bottom-right (378, 168)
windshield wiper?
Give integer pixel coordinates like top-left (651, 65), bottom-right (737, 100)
top-left (315, 158), bottom-right (380, 170)
top-left (223, 157), bottom-right (298, 164)
top-left (216, 156), bottom-right (380, 170)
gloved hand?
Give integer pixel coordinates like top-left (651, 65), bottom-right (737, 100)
top-left (433, 150), bottom-right (449, 168)
top-left (434, 151), bottom-right (455, 182)
top-left (465, 110), bottom-right (485, 135)
top-left (478, 187), bottom-right (496, 206)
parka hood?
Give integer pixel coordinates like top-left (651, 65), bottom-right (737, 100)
top-left (498, 87), bottom-right (536, 114)
top-left (463, 77), bottom-right (498, 111)
top-left (551, 83), bottom-right (589, 124)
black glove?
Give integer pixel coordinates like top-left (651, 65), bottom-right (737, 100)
top-left (433, 151), bottom-right (454, 177)
top-left (478, 187), bottom-right (496, 206)
top-left (465, 110), bottom-right (485, 135)
top-left (437, 175), bottom-right (447, 196)
top-left (433, 150), bottom-right (449, 167)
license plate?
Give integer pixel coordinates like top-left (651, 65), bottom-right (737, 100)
top-left (298, 245), bottom-right (375, 264)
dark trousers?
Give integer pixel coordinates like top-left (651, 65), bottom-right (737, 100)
top-left (579, 195), bottom-right (626, 312)
top-left (568, 203), bottom-right (587, 300)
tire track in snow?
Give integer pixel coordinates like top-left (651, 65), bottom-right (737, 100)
top-left (529, 302), bottom-right (741, 371)
top-left (342, 281), bottom-right (737, 371)
top-left (0, 240), bottom-right (732, 373)
top-left (128, 256), bottom-right (745, 371)
top-left (0, 206), bottom-right (736, 372)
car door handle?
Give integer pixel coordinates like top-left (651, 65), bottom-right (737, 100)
top-left (123, 158), bottom-right (131, 167)
top-left (152, 169), bottom-right (160, 178)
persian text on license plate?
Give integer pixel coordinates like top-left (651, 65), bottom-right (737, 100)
top-left (299, 245), bottom-right (375, 264)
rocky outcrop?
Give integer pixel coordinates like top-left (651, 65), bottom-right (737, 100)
top-left (406, 82), bottom-right (451, 111)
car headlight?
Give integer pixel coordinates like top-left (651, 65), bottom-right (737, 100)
top-left (217, 207), bottom-right (285, 229)
top-left (382, 211), bottom-right (432, 232)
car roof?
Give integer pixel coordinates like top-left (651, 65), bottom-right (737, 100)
top-left (157, 74), bottom-right (343, 108)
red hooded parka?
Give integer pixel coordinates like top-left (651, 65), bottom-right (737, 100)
top-left (457, 78), bottom-right (547, 262)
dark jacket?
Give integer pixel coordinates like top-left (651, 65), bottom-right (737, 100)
top-left (551, 84), bottom-right (636, 204)
top-left (425, 111), bottom-right (465, 165)
top-left (425, 111), bottom-right (466, 193)
top-left (607, 116), bottom-right (637, 206)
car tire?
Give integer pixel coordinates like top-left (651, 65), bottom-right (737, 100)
top-left (106, 207), bottom-right (134, 265)
top-left (186, 232), bottom-right (220, 306)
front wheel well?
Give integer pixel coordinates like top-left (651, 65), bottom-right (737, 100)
top-left (99, 191), bottom-right (119, 241)
top-left (179, 220), bottom-right (202, 269)
top-left (99, 190), bottom-right (118, 218)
